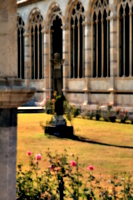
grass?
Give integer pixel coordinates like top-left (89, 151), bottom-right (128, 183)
top-left (17, 113), bottom-right (133, 180)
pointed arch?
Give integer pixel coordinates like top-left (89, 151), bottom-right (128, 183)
top-left (45, 1), bottom-right (63, 28)
top-left (91, 0), bottom-right (110, 78)
top-left (29, 8), bottom-right (43, 79)
top-left (66, 0), bottom-right (85, 78)
top-left (45, 2), bottom-right (63, 96)
top-left (118, 0), bottom-right (132, 77)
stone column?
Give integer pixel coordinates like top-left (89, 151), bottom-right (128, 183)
top-left (23, 31), bottom-right (31, 86)
top-left (49, 30), bottom-right (53, 98)
top-left (42, 29), bottom-right (50, 99)
top-left (84, 19), bottom-right (92, 103)
top-left (0, 1), bottom-right (35, 200)
top-left (72, 25), bottom-right (75, 78)
top-left (108, 7), bottom-right (117, 103)
top-left (62, 24), bottom-right (69, 96)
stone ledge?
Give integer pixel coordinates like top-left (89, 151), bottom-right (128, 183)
top-left (0, 78), bottom-right (36, 108)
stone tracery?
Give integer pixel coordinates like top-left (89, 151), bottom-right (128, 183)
top-left (92, 0), bottom-right (110, 78)
top-left (30, 10), bottom-right (43, 79)
top-left (118, 0), bottom-right (133, 77)
top-left (70, 1), bottom-right (85, 78)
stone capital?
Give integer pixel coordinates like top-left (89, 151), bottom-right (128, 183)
top-left (61, 24), bottom-right (70, 30)
top-left (23, 32), bottom-right (30, 37)
top-left (41, 28), bottom-right (51, 34)
top-left (82, 20), bottom-right (92, 25)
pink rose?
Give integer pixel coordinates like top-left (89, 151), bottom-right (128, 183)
top-left (27, 151), bottom-right (32, 156)
top-left (49, 165), bottom-right (55, 172)
top-left (35, 153), bottom-right (42, 160)
top-left (121, 112), bottom-right (123, 117)
top-left (70, 160), bottom-right (76, 167)
top-left (88, 165), bottom-right (94, 171)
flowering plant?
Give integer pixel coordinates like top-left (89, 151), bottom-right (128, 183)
top-left (17, 150), bottom-right (133, 199)
top-left (116, 107), bottom-right (121, 115)
top-left (120, 109), bottom-right (128, 123)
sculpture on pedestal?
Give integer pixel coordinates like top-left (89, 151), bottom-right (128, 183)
top-left (44, 53), bottom-right (73, 137)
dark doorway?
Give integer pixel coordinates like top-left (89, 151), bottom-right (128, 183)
top-left (51, 16), bottom-right (62, 97)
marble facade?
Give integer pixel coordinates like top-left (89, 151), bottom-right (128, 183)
top-left (17, 0), bottom-right (133, 107)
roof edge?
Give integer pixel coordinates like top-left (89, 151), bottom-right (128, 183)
top-left (17, 0), bottom-right (43, 7)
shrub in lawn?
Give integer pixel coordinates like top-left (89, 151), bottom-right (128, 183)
top-left (45, 96), bottom-right (55, 114)
top-left (17, 150), bottom-right (133, 200)
top-left (120, 110), bottom-right (128, 123)
top-left (63, 98), bottom-right (74, 125)
top-left (95, 103), bottom-right (101, 121)
top-left (81, 110), bottom-right (90, 119)
top-left (73, 106), bottom-right (81, 118)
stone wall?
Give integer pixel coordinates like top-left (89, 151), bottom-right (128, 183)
top-left (17, 0), bottom-right (133, 107)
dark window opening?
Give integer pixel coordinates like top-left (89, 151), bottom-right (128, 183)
top-left (70, 2), bottom-right (84, 78)
top-left (98, 12), bottom-right (101, 77)
top-left (93, 13), bottom-right (96, 78)
top-left (125, 4), bottom-right (129, 76)
top-left (30, 12), bottom-right (43, 79)
top-left (17, 16), bottom-right (25, 79)
top-left (119, 6), bottom-right (123, 77)
top-left (103, 10), bottom-right (107, 77)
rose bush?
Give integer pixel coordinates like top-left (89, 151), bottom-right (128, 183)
top-left (16, 150), bottom-right (133, 199)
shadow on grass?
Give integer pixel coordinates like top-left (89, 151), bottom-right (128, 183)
top-left (69, 135), bottom-right (133, 149)
top-left (45, 133), bottom-right (133, 149)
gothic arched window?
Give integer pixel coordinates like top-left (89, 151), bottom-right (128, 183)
top-left (92, 0), bottom-right (110, 78)
top-left (30, 12), bottom-right (43, 79)
top-left (17, 16), bottom-right (25, 79)
top-left (70, 2), bottom-right (85, 78)
top-left (119, 1), bottom-right (132, 77)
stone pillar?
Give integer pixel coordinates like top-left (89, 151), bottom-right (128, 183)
top-left (109, 7), bottom-right (117, 103)
top-left (84, 19), bottom-right (91, 103)
top-left (0, 1), bottom-right (35, 200)
top-left (42, 29), bottom-right (50, 99)
top-left (24, 32), bottom-right (31, 86)
top-left (0, 108), bottom-right (17, 200)
top-left (62, 24), bottom-right (69, 96)
top-left (49, 30), bottom-right (53, 98)
top-left (72, 25), bottom-right (75, 78)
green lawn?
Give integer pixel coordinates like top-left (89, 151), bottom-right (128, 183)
top-left (17, 113), bottom-right (133, 180)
